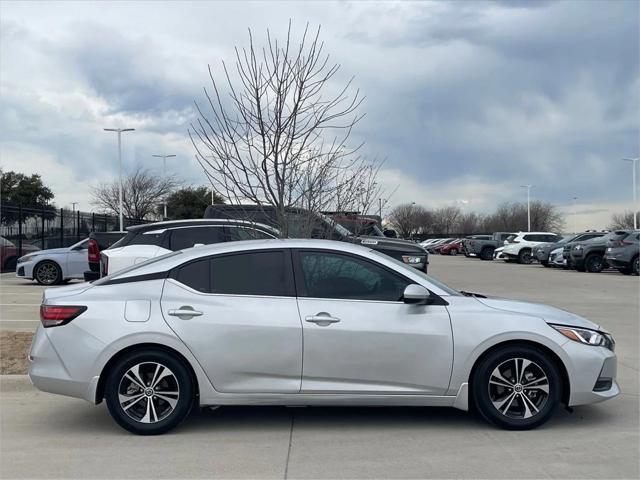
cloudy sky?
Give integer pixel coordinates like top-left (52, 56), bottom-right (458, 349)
top-left (1, 0), bottom-right (638, 230)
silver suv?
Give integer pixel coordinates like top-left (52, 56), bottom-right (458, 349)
top-left (605, 230), bottom-right (639, 275)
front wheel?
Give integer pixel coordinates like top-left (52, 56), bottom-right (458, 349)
top-left (480, 247), bottom-right (494, 261)
top-left (472, 345), bottom-right (561, 430)
top-left (34, 261), bottom-right (62, 285)
top-left (518, 249), bottom-right (533, 264)
top-left (105, 349), bottom-right (194, 435)
top-left (585, 254), bottom-right (605, 273)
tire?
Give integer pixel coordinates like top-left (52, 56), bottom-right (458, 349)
top-left (34, 260), bottom-right (62, 285)
top-left (540, 260), bottom-right (549, 267)
top-left (472, 345), bottom-right (561, 430)
top-left (518, 249), bottom-right (533, 265)
top-left (480, 247), bottom-right (494, 261)
top-left (450, 248), bottom-right (458, 256)
top-left (104, 349), bottom-right (194, 435)
top-left (585, 254), bottom-right (604, 273)
top-left (633, 256), bottom-right (639, 276)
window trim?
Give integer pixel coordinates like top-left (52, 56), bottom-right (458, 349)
top-left (169, 248), bottom-right (296, 298)
top-left (291, 248), bottom-right (447, 305)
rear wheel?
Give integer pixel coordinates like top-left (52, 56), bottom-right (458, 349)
top-left (472, 345), bottom-right (561, 430)
top-left (480, 247), bottom-right (494, 261)
top-left (105, 349), bottom-right (194, 435)
top-left (585, 254), bottom-right (605, 273)
top-left (540, 260), bottom-right (549, 267)
top-left (34, 260), bottom-right (62, 285)
top-left (633, 256), bottom-right (639, 275)
top-left (518, 249), bottom-right (533, 264)
top-left (450, 248), bottom-right (458, 256)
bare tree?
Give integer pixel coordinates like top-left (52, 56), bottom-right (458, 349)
top-left (91, 167), bottom-right (179, 220)
top-left (609, 211), bottom-right (637, 229)
top-left (387, 203), bottom-right (428, 238)
top-left (455, 211), bottom-right (485, 234)
top-left (484, 201), bottom-right (564, 232)
top-left (190, 22), bottom-right (382, 236)
top-left (431, 206), bottom-right (462, 234)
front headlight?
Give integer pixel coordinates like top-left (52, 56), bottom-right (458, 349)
top-left (18, 254), bottom-right (37, 263)
top-left (402, 255), bottom-right (423, 264)
top-left (551, 325), bottom-right (615, 351)
top-left (573, 244), bottom-right (583, 251)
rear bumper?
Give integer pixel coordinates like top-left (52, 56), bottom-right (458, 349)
top-left (28, 325), bottom-right (102, 404)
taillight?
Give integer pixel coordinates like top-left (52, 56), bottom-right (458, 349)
top-left (88, 239), bottom-right (100, 262)
top-left (40, 305), bottom-right (87, 328)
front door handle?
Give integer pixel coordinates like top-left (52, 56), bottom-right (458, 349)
top-left (305, 312), bottom-right (340, 326)
top-left (168, 306), bottom-right (203, 320)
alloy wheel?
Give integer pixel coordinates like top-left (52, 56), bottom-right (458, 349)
top-left (118, 362), bottom-right (180, 424)
top-left (488, 358), bottom-right (549, 419)
top-left (36, 262), bottom-right (59, 285)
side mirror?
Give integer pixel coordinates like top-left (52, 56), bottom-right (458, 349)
top-left (403, 284), bottom-right (431, 305)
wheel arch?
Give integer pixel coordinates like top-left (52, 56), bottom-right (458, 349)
top-left (468, 339), bottom-right (570, 406)
top-left (95, 343), bottom-right (200, 405)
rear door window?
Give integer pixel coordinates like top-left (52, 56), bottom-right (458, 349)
top-left (169, 227), bottom-right (225, 250)
top-left (210, 251), bottom-right (292, 296)
top-left (175, 258), bottom-right (210, 293)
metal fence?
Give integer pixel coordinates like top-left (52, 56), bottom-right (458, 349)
top-left (0, 205), bottom-right (149, 271)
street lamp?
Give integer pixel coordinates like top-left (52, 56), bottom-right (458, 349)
top-left (152, 154), bottom-right (176, 219)
top-left (520, 185), bottom-right (532, 232)
top-left (622, 158), bottom-right (639, 229)
top-left (104, 128), bottom-right (135, 231)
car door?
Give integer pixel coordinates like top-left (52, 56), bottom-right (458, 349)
top-left (161, 249), bottom-right (302, 393)
top-left (66, 240), bottom-right (89, 277)
top-left (294, 249), bottom-right (453, 395)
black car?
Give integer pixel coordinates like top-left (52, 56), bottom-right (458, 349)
top-left (204, 204), bottom-right (429, 272)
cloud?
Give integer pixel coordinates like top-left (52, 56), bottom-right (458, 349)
top-left (0, 0), bottom-right (637, 229)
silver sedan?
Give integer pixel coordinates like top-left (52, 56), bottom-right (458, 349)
top-left (28, 239), bottom-right (618, 435)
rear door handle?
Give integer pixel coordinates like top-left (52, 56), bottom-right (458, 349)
top-left (305, 312), bottom-right (340, 326)
top-left (168, 306), bottom-right (203, 320)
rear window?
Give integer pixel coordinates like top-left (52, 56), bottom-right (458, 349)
top-left (169, 227), bottom-right (225, 250)
top-left (127, 231), bottom-right (164, 247)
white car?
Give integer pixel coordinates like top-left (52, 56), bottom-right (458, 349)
top-left (500, 232), bottom-right (562, 264)
top-left (101, 219), bottom-right (280, 276)
top-left (16, 239), bottom-right (89, 285)
top-left (29, 239), bottom-right (618, 435)
top-left (549, 247), bottom-right (567, 268)
top-left (493, 246), bottom-right (506, 260)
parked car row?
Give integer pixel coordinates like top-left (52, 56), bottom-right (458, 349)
top-left (431, 229), bottom-right (640, 276)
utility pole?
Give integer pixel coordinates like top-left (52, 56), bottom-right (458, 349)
top-left (622, 158), bottom-right (639, 229)
top-left (104, 128), bottom-right (135, 231)
top-left (152, 154), bottom-right (176, 219)
top-left (520, 185), bottom-right (532, 232)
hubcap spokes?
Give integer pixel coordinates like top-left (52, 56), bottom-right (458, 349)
top-left (489, 358), bottom-right (549, 419)
top-left (118, 362), bottom-right (180, 424)
top-left (38, 264), bottom-right (57, 283)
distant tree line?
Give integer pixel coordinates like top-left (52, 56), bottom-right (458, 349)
top-left (387, 201), bottom-right (566, 237)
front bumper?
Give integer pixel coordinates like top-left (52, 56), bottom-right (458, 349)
top-left (562, 340), bottom-right (620, 406)
top-left (15, 260), bottom-right (35, 279)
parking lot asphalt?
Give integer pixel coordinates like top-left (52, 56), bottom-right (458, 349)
top-left (1, 257), bottom-right (638, 479)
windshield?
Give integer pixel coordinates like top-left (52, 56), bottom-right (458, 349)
top-left (371, 250), bottom-right (460, 296)
top-left (317, 212), bottom-right (353, 237)
top-left (93, 251), bottom-right (182, 285)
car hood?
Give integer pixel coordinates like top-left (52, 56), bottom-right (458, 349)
top-left (22, 247), bottom-right (69, 257)
top-left (351, 236), bottom-right (428, 254)
top-left (475, 297), bottom-right (600, 330)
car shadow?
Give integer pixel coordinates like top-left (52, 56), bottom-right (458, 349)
top-left (38, 401), bottom-right (619, 437)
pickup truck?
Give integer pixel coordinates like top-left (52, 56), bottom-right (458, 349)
top-left (463, 233), bottom-right (513, 260)
top-left (83, 231), bottom-right (127, 281)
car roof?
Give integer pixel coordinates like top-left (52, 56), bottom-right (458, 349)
top-left (127, 218), bottom-right (280, 234)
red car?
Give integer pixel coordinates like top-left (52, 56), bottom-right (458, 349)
top-left (439, 238), bottom-right (463, 255)
top-left (0, 236), bottom-right (40, 271)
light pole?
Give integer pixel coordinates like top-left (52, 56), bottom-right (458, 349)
top-left (520, 185), bottom-right (532, 232)
top-left (71, 202), bottom-right (78, 213)
top-left (622, 158), bottom-right (639, 229)
top-left (152, 154), bottom-right (176, 219)
top-left (104, 128), bottom-right (135, 231)
top-left (572, 196), bottom-right (578, 234)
